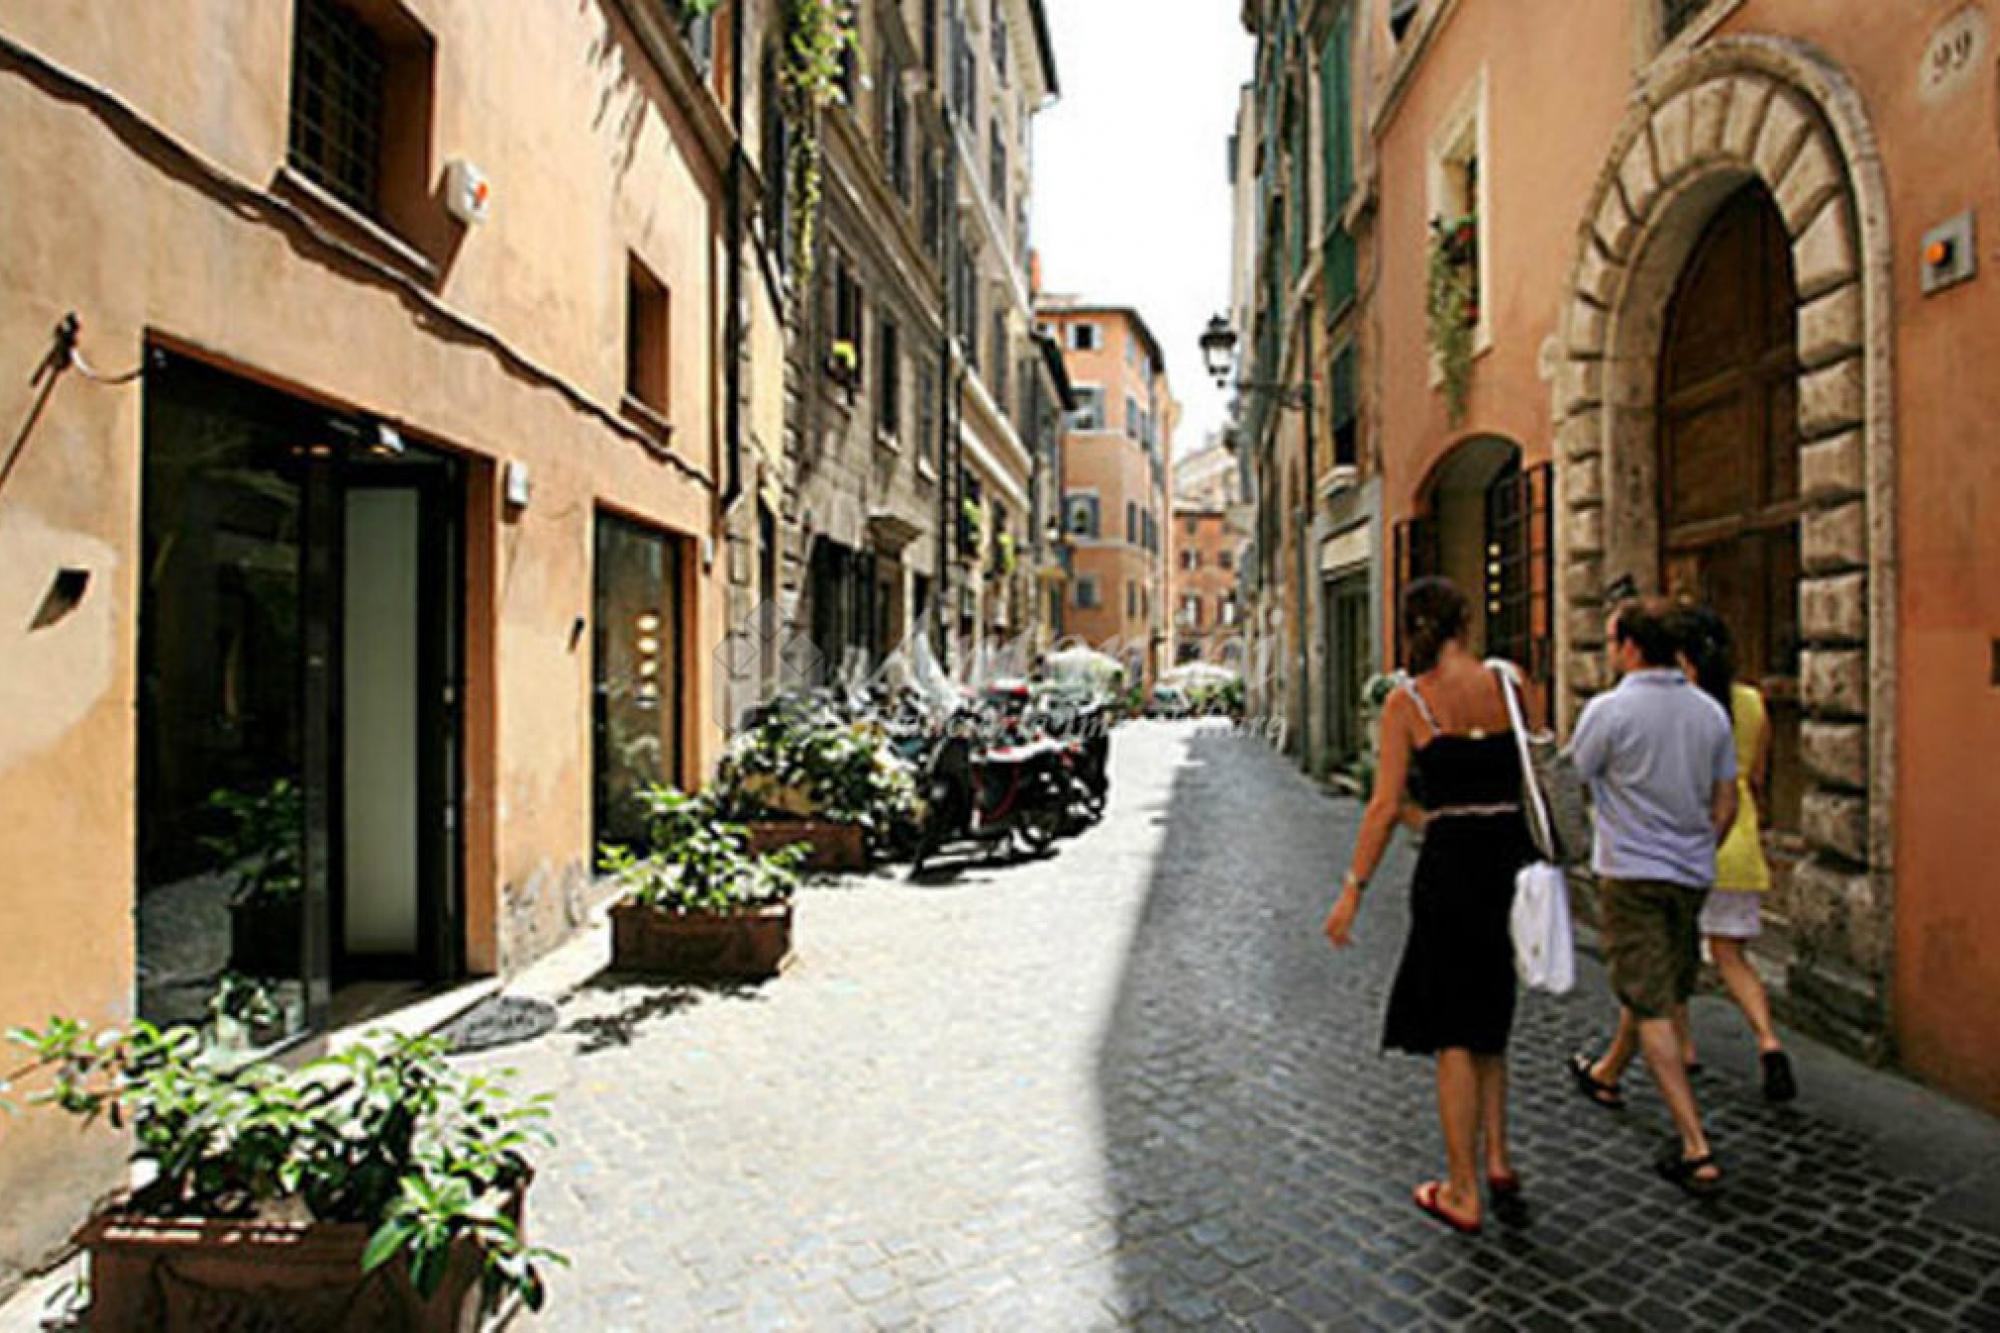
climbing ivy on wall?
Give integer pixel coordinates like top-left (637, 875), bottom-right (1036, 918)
top-left (778, 0), bottom-right (857, 291)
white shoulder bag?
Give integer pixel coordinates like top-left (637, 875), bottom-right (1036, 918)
top-left (1491, 662), bottom-right (1575, 995)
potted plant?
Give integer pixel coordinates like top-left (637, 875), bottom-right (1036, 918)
top-left (602, 787), bottom-right (808, 980)
top-left (203, 779), bottom-right (306, 978)
top-left (714, 702), bottom-right (919, 867)
top-left (4, 1020), bottom-right (562, 1332)
top-left (207, 971), bottom-right (288, 1052)
top-left (1425, 214), bottom-right (1479, 424)
top-left (826, 337), bottom-right (859, 390)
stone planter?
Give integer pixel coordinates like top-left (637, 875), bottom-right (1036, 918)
top-left (743, 818), bottom-right (866, 872)
top-left (609, 900), bottom-right (793, 982)
top-left (74, 1200), bottom-right (521, 1333)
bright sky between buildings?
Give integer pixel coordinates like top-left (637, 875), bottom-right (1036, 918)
top-left (1034, 0), bottom-right (1255, 457)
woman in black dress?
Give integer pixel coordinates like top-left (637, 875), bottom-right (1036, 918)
top-left (1323, 578), bottom-right (1538, 1234)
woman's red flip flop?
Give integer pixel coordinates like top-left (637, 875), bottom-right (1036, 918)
top-left (1413, 1180), bottom-right (1482, 1235)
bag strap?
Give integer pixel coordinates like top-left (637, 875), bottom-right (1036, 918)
top-left (1489, 661), bottom-right (1557, 862)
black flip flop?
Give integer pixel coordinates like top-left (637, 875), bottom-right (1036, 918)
top-left (1762, 1049), bottom-right (1797, 1103)
top-left (1655, 1145), bottom-right (1723, 1197)
top-left (1568, 1050), bottom-right (1625, 1109)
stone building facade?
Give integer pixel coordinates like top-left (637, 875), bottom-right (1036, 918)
top-left (1356, 0), bottom-right (2000, 1111)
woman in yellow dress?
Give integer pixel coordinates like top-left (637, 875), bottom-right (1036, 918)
top-left (1674, 606), bottom-right (1796, 1103)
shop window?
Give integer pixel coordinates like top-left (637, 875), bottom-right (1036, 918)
top-left (594, 514), bottom-right (687, 849)
top-left (625, 255), bottom-right (671, 422)
top-left (287, 0), bottom-right (433, 229)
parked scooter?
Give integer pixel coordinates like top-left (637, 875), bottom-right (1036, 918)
top-left (909, 713), bottom-right (1071, 872)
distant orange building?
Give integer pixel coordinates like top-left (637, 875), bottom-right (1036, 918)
top-left (1037, 302), bottom-right (1178, 687)
top-left (1171, 442), bottom-right (1246, 667)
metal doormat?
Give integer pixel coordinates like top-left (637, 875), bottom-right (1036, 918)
top-left (437, 995), bottom-right (559, 1054)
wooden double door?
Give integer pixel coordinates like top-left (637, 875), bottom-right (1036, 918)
top-left (1658, 183), bottom-right (1804, 834)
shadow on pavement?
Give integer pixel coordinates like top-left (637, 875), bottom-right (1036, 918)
top-left (557, 973), bottom-right (761, 1056)
top-left (1093, 724), bottom-right (2000, 1328)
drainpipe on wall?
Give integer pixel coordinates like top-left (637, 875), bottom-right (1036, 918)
top-left (719, 1), bottom-right (747, 518)
top-left (1300, 296), bottom-right (1316, 770)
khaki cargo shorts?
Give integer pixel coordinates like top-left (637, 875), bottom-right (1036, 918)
top-left (1600, 877), bottom-right (1708, 1019)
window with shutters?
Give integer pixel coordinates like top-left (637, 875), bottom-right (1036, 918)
top-left (1330, 343), bottom-right (1359, 469)
top-left (877, 314), bottom-right (901, 439)
top-left (1069, 385), bottom-right (1104, 431)
top-left (1066, 492), bottom-right (1100, 538)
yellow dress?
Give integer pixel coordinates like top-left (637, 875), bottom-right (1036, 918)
top-left (1714, 682), bottom-right (1772, 892)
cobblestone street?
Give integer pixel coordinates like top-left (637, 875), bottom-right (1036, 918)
top-left (484, 721), bottom-right (2000, 1331)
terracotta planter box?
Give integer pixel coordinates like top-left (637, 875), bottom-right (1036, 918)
top-left (609, 900), bottom-right (793, 981)
top-left (75, 1206), bottom-right (516, 1333)
top-left (743, 818), bottom-right (866, 871)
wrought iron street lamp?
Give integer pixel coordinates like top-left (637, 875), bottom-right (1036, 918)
top-left (1199, 314), bottom-right (1311, 409)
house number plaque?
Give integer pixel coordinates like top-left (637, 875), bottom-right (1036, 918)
top-left (1919, 5), bottom-right (1988, 105)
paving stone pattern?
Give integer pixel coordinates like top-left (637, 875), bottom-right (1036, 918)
top-left (479, 722), bottom-right (2000, 1331)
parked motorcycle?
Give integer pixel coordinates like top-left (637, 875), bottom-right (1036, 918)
top-left (909, 714), bottom-right (1072, 872)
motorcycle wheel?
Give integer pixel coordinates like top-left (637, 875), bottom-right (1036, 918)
top-left (1018, 807), bottom-right (1062, 854)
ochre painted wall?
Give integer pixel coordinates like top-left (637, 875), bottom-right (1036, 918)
top-left (0, 0), bottom-right (731, 1280)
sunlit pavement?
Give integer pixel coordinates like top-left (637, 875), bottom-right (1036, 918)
top-left (454, 722), bottom-right (2000, 1328)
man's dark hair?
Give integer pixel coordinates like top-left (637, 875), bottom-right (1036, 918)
top-left (1611, 596), bottom-right (1679, 668)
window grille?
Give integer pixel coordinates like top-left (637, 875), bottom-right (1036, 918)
top-left (289, 0), bottom-right (385, 214)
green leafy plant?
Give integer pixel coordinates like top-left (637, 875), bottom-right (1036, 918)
top-left (202, 779), bottom-right (304, 905)
top-left (1425, 214), bottom-right (1478, 426)
top-left (1343, 670), bottom-right (1407, 793)
top-left (713, 704), bottom-right (919, 845)
top-left (778, 0), bottom-right (857, 289)
top-left (994, 531), bottom-right (1017, 577)
top-left (4, 1022), bottom-right (564, 1312)
top-left (208, 972), bottom-right (282, 1030)
top-left (601, 787), bottom-right (808, 914)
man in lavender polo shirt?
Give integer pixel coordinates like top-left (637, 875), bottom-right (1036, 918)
top-left (1567, 597), bottom-right (1738, 1195)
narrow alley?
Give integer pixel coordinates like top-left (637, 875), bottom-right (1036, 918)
top-left (479, 722), bottom-right (2000, 1331)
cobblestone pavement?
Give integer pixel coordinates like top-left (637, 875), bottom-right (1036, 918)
top-left (475, 721), bottom-right (2000, 1331)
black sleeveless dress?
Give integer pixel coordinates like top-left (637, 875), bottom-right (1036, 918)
top-left (1381, 691), bottom-right (1538, 1057)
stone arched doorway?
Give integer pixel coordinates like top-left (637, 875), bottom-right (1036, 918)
top-left (1551, 39), bottom-right (1894, 1057)
top-left (1395, 436), bottom-right (1554, 687)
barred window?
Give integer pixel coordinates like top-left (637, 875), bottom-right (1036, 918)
top-left (289, 0), bottom-right (385, 214)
